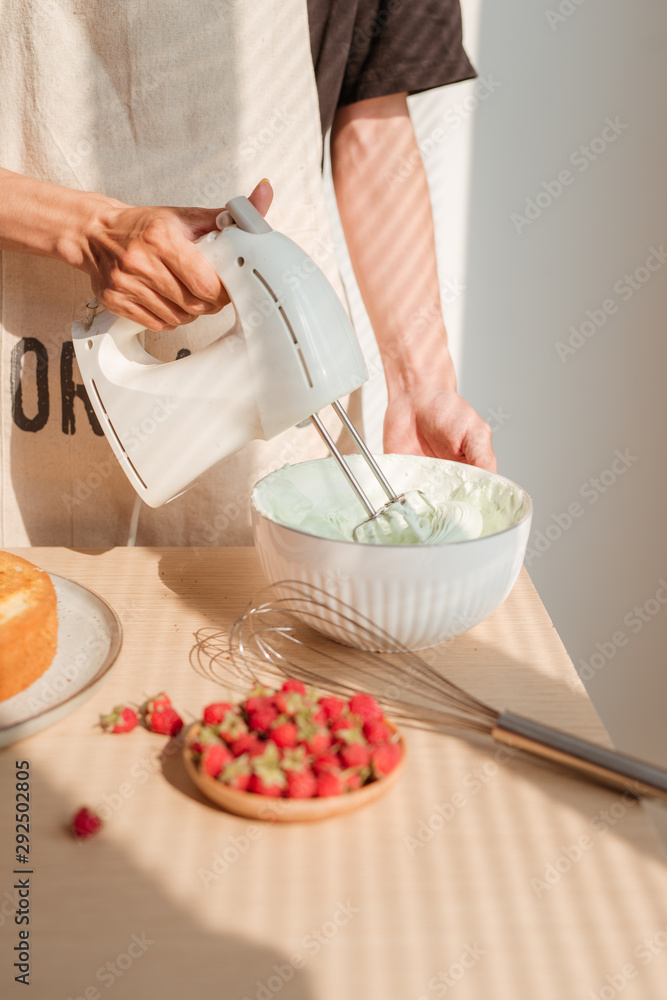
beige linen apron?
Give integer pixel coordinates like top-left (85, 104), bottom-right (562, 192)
top-left (0, 0), bottom-right (354, 546)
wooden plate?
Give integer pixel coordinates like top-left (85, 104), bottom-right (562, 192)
top-left (183, 722), bottom-right (406, 823)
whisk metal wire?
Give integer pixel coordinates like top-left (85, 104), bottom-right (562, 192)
top-left (227, 583), bottom-right (497, 735)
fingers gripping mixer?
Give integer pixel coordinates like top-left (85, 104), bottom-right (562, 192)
top-left (72, 196), bottom-right (428, 540)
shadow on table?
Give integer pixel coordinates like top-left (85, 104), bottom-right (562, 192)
top-left (2, 758), bottom-right (316, 1000)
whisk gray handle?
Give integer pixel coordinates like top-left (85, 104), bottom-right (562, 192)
top-left (492, 711), bottom-right (667, 802)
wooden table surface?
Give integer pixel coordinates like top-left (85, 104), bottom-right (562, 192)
top-left (2, 547), bottom-right (667, 1000)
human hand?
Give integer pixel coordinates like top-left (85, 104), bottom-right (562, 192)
top-left (383, 386), bottom-right (497, 473)
top-left (82, 179), bottom-right (273, 332)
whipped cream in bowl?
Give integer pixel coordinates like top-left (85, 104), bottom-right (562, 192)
top-left (250, 454), bottom-right (532, 651)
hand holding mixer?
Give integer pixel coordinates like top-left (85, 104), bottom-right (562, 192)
top-left (72, 196), bottom-right (438, 542)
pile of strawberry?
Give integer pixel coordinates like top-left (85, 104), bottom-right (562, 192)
top-left (190, 679), bottom-right (402, 799)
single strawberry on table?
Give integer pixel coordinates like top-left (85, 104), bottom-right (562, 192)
top-left (145, 705), bottom-right (184, 737)
top-left (71, 807), bottom-right (102, 839)
top-left (99, 704), bottom-right (138, 734)
top-left (142, 692), bottom-right (171, 713)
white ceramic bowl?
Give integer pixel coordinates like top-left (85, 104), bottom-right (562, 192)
top-left (251, 455), bottom-right (532, 652)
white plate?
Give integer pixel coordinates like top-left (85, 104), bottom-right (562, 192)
top-left (0, 573), bottom-right (122, 746)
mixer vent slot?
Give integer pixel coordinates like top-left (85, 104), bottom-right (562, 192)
top-left (277, 307), bottom-right (313, 387)
top-left (252, 268), bottom-right (313, 388)
top-left (252, 268), bottom-right (278, 302)
top-left (278, 305), bottom-right (298, 345)
top-left (91, 379), bottom-right (148, 491)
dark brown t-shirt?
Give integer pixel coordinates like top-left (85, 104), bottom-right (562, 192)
top-left (307, 0), bottom-right (476, 135)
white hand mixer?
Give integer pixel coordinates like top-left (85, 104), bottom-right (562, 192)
top-left (71, 196), bottom-right (437, 542)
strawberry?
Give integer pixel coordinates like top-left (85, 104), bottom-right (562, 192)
top-left (202, 702), bottom-right (233, 726)
top-left (249, 741), bottom-right (286, 796)
top-left (286, 768), bottom-right (317, 799)
top-left (251, 740), bottom-right (281, 769)
top-left (273, 690), bottom-right (305, 716)
top-left (312, 753), bottom-right (341, 775)
top-left (340, 742), bottom-right (371, 769)
top-left (304, 728), bottom-right (333, 757)
top-left (244, 691), bottom-right (274, 715)
top-left (200, 742), bottom-right (233, 778)
top-left (330, 716), bottom-right (365, 745)
top-left (230, 733), bottom-right (264, 758)
top-left (99, 705), bottom-right (138, 734)
top-left (71, 807), bottom-right (102, 839)
top-left (247, 705), bottom-right (279, 734)
top-left (189, 725), bottom-right (223, 756)
top-left (343, 769), bottom-right (365, 791)
top-left (249, 773), bottom-right (285, 797)
top-left (311, 705), bottom-right (327, 727)
top-left (281, 746), bottom-right (309, 772)
top-left (318, 696), bottom-right (346, 724)
top-left (270, 721), bottom-right (299, 748)
top-left (316, 771), bottom-right (344, 797)
top-left (220, 754), bottom-right (252, 791)
top-left (217, 710), bottom-right (248, 744)
top-left (349, 693), bottom-right (383, 724)
top-left (363, 718), bottom-right (392, 745)
top-left (371, 742), bottom-right (402, 777)
top-left (142, 692), bottom-right (171, 713)
top-left (146, 706), bottom-right (183, 737)
top-left (281, 678), bottom-right (307, 695)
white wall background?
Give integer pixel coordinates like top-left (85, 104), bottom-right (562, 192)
top-left (325, 0), bottom-right (667, 790)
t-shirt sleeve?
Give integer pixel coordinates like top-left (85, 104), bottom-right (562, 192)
top-left (340, 0), bottom-right (476, 107)
top-left (308, 0), bottom-right (476, 136)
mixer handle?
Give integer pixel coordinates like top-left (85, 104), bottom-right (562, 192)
top-left (221, 196), bottom-right (273, 235)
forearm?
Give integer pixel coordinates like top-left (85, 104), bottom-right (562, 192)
top-left (0, 166), bottom-right (116, 269)
top-left (330, 94), bottom-right (456, 398)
